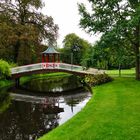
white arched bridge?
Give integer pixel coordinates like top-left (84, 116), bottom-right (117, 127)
top-left (11, 62), bottom-right (104, 87)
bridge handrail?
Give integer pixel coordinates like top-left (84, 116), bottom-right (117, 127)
top-left (11, 63), bottom-right (84, 74)
top-left (11, 62), bottom-right (104, 76)
top-left (11, 63), bottom-right (42, 74)
top-left (59, 63), bottom-right (83, 71)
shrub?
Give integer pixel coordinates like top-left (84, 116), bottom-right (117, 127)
top-left (0, 59), bottom-right (11, 79)
top-left (84, 73), bottom-right (113, 86)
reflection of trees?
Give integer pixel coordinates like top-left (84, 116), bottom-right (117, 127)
top-left (22, 75), bottom-right (82, 93)
top-left (0, 97), bottom-right (64, 140)
top-left (42, 97), bottom-right (64, 114)
top-left (0, 87), bottom-right (91, 140)
top-left (0, 89), bottom-right (11, 113)
top-left (63, 91), bottom-right (90, 112)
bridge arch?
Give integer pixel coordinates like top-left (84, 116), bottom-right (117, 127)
top-left (11, 62), bottom-right (103, 87)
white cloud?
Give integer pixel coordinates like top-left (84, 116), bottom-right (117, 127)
top-left (42, 0), bottom-right (100, 47)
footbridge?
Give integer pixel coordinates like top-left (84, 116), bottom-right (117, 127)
top-left (11, 63), bottom-right (104, 87)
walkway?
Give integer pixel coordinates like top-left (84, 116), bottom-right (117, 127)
top-left (11, 63), bottom-right (104, 78)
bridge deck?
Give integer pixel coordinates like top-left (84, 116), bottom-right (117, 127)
top-left (11, 63), bottom-right (103, 78)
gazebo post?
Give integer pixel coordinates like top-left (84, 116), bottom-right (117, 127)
top-left (53, 54), bottom-right (55, 63)
top-left (58, 54), bottom-right (60, 63)
top-left (42, 54), bottom-right (44, 63)
top-left (47, 54), bottom-right (50, 63)
top-left (46, 54), bottom-right (48, 63)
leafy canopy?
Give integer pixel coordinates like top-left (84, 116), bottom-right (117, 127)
top-left (61, 33), bottom-right (91, 65)
top-left (78, 0), bottom-right (140, 79)
top-left (0, 0), bottom-right (58, 64)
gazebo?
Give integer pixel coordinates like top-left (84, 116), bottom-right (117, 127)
top-left (42, 46), bottom-right (60, 63)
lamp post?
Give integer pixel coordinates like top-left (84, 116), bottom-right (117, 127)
top-left (71, 52), bottom-right (73, 70)
top-left (71, 45), bottom-right (80, 70)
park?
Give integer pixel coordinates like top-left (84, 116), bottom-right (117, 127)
top-left (0, 0), bottom-right (140, 140)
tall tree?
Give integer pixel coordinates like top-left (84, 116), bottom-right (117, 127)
top-left (61, 33), bottom-right (91, 65)
top-left (0, 0), bottom-right (58, 64)
top-left (78, 0), bottom-right (140, 80)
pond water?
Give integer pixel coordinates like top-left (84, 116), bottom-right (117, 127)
top-left (21, 75), bottom-right (82, 92)
top-left (0, 88), bottom-right (91, 140)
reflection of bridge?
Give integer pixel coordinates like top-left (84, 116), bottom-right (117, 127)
top-left (11, 62), bottom-right (103, 87)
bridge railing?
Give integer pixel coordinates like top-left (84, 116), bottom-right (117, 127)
top-left (11, 63), bottom-right (43, 74)
top-left (11, 63), bottom-right (84, 75)
top-left (41, 63), bottom-right (83, 71)
top-left (58, 63), bottom-right (83, 71)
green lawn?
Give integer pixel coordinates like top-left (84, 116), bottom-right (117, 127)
top-left (39, 77), bottom-right (140, 140)
top-left (106, 68), bottom-right (135, 77)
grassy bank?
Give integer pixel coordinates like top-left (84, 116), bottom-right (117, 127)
top-left (39, 77), bottom-right (140, 140)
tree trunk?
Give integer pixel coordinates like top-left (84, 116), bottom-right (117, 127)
top-left (14, 40), bottom-right (20, 63)
top-left (135, 45), bottom-right (140, 80)
top-left (134, 25), bottom-right (140, 80)
top-left (118, 63), bottom-right (121, 77)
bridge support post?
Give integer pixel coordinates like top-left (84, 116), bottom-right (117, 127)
top-left (15, 78), bottom-right (20, 88)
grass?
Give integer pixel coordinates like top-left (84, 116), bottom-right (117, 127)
top-left (106, 68), bottom-right (135, 77)
top-left (39, 77), bottom-right (140, 140)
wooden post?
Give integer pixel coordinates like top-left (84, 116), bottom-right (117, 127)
top-left (42, 54), bottom-right (44, 62)
top-left (46, 55), bottom-right (48, 63)
top-left (54, 54), bottom-right (55, 62)
top-left (52, 54), bottom-right (55, 63)
top-left (47, 55), bottom-right (49, 63)
top-left (58, 54), bottom-right (60, 63)
top-left (45, 54), bottom-right (48, 62)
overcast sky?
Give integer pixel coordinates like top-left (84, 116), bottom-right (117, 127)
top-left (42, 0), bottom-right (100, 47)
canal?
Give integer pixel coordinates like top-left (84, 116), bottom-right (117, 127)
top-left (0, 75), bottom-right (91, 140)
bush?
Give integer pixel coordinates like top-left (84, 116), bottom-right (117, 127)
top-left (84, 73), bottom-right (113, 86)
top-left (0, 59), bottom-right (11, 79)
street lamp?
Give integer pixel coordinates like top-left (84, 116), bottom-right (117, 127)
top-left (71, 45), bottom-right (80, 70)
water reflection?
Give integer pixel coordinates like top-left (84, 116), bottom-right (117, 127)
top-left (22, 75), bottom-right (82, 92)
top-left (0, 89), bottom-right (91, 140)
top-left (0, 88), bottom-right (11, 113)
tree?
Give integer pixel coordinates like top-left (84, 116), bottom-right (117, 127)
top-left (0, 0), bottom-right (58, 64)
top-left (78, 0), bottom-right (140, 80)
top-left (96, 31), bottom-right (135, 72)
top-left (61, 33), bottom-right (91, 65)
top-left (83, 31), bottom-right (135, 71)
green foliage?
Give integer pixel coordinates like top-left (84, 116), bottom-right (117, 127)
top-left (84, 73), bottom-right (113, 86)
top-left (0, 59), bottom-right (11, 79)
top-left (78, 0), bottom-right (140, 79)
top-left (61, 33), bottom-right (91, 65)
top-left (83, 37), bottom-right (135, 70)
top-left (0, 0), bottom-right (58, 64)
